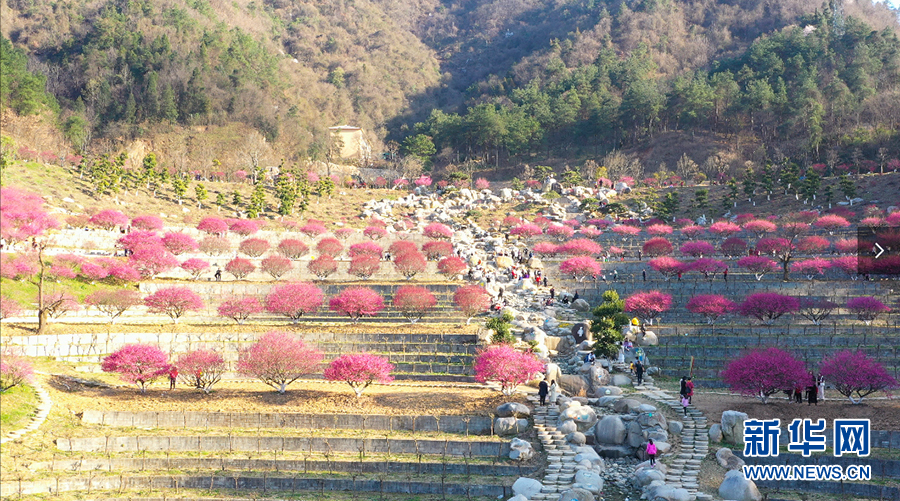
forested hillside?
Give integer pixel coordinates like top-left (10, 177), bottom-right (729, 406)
top-left (1, 0), bottom-right (898, 175)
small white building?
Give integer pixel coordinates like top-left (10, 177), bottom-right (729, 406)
top-left (328, 126), bottom-right (372, 165)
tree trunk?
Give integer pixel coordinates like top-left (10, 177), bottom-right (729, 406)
top-left (37, 308), bottom-right (49, 335)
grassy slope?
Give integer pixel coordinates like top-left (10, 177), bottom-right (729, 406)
top-left (0, 383), bottom-right (38, 432)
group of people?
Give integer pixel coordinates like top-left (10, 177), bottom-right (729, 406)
top-left (537, 378), bottom-right (559, 406)
top-left (787, 374), bottom-right (825, 405)
top-left (679, 376), bottom-right (695, 415)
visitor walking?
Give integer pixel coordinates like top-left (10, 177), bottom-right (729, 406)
top-left (817, 375), bottom-right (825, 402)
top-left (548, 380), bottom-right (559, 405)
top-left (549, 287), bottom-right (555, 299)
top-left (642, 269), bottom-right (647, 282)
top-left (635, 360), bottom-right (644, 386)
top-left (685, 377), bottom-right (694, 404)
top-left (679, 376), bottom-right (687, 399)
top-left (647, 439), bottom-right (657, 466)
top-left (214, 268), bottom-right (222, 281)
top-left (806, 384), bottom-right (818, 405)
top-left (168, 366), bottom-right (178, 389)
top-left (538, 379), bottom-right (549, 406)
top-left (723, 267), bottom-right (728, 281)
top-left (681, 395), bottom-right (690, 415)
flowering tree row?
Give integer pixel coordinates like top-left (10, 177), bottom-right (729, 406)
top-left (99, 334), bottom-right (392, 396)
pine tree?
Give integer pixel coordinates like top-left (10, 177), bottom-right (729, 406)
top-left (317, 177), bottom-right (335, 198)
top-left (215, 192), bottom-right (226, 211)
top-left (780, 162), bottom-right (799, 195)
top-left (195, 183), bottom-right (208, 209)
top-left (742, 166), bottom-right (756, 201)
top-left (276, 175), bottom-right (296, 216)
top-left (802, 169), bottom-right (820, 202)
top-left (172, 176), bottom-right (187, 204)
top-left (248, 182), bottom-right (266, 218)
top-left (761, 163), bottom-right (775, 200)
top-left (232, 190), bottom-right (242, 206)
top-left (694, 188), bottom-right (708, 211)
top-left (839, 174), bottom-right (856, 201)
top-left (724, 178), bottom-right (738, 210)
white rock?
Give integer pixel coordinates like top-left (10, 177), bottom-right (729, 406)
top-left (512, 477), bottom-right (543, 499)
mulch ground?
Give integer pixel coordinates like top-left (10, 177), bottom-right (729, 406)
top-left (692, 391), bottom-right (900, 430)
top-left (45, 376), bottom-right (523, 417)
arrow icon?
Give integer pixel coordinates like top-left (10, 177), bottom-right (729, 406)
top-left (874, 242), bottom-right (885, 258)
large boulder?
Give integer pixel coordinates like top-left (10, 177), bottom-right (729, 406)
top-left (545, 363), bottom-right (563, 384)
top-left (559, 374), bottom-right (590, 396)
top-left (709, 424), bottom-right (723, 443)
top-left (559, 419), bottom-right (578, 435)
top-left (572, 299), bottom-right (591, 312)
top-left (523, 327), bottom-right (547, 344)
top-left (589, 366), bottom-right (610, 389)
top-left (574, 470), bottom-right (604, 493)
top-left (716, 447), bottom-right (746, 470)
top-left (496, 256), bottom-right (514, 269)
top-left (646, 485), bottom-right (691, 501)
top-left (559, 488), bottom-right (594, 501)
top-left (571, 322), bottom-right (591, 342)
top-left (719, 469), bottom-right (762, 501)
top-left (669, 420), bottom-right (683, 436)
top-left (610, 374), bottom-right (633, 387)
top-left (512, 477), bottom-right (543, 499)
top-left (509, 438), bottom-right (534, 461)
top-left (528, 257), bottom-right (543, 269)
top-left (626, 420), bottom-right (645, 448)
top-left (636, 330), bottom-right (658, 346)
top-left (559, 404), bottom-right (598, 432)
top-left (566, 431), bottom-right (587, 446)
top-left (632, 466), bottom-right (665, 487)
top-left (595, 415), bottom-right (627, 445)
top-left (721, 411), bottom-right (749, 444)
top-left (613, 398), bottom-right (642, 414)
top-left (637, 411), bottom-right (668, 430)
top-left (495, 417), bottom-right (530, 436)
top-left (497, 402), bottom-right (531, 418)
top-left (574, 445), bottom-right (603, 464)
top-left (595, 386), bottom-right (623, 396)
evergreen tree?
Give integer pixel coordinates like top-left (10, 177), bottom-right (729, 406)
top-left (694, 188), bottom-right (708, 211)
top-left (172, 176), bottom-right (188, 204)
top-left (761, 164), bottom-right (775, 199)
top-left (724, 178), bottom-right (739, 211)
top-left (801, 169), bottom-right (821, 201)
top-left (276, 175), bottom-right (296, 216)
top-left (195, 183), bottom-right (208, 208)
top-left (742, 166), bottom-right (756, 201)
top-left (839, 174), bottom-right (856, 201)
top-left (590, 290), bottom-right (629, 359)
top-left (780, 163), bottom-right (800, 195)
top-left (232, 190), bottom-right (242, 207)
top-left (215, 192), bottom-right (226, 211)
top-left (248, 182), bottom-right (266, 217)
top-left (317, 176), bottom-right (335, 198)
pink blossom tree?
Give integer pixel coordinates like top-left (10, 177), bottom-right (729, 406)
top-left (686, 294), bottom-right (735, 324)
top-left (129, 245), bottom-right (179, 278)
top-left (144, 287), bottom-right (203, 323)
top-left (0, 187), bottom-right (59, 245)
top-left (85, 289), bottom-right (142, 323)
top-left (237, 331), bottom-right (324, 393)
top-left (437, 256), bottom-right (467, 277)
top-left (131, 215), bottom-right (164, 231)
top-left (646, 224), bottom-right (673, 236)
top-left (101, 344), bottom-right (170, 393)
top-left (557, 238), bottom-right (602, 256)
top-left (108, 263), bottom-right (141, 282)
top-left (229, 219), bottom-right (259, 236)
top-left (756, 237), bottom-right (796, 281)
top-left (277, 239), bottom-right (309, 259)
top-left (197, 217), bottom-right (228, 235)
top-left (642, 237), bottom-right (674, 257)
top-left (796, 236), bottom-right (830, 254)
top-left (325, 353), bottom-right (395, 398)
top-left (199, 236), bottom-right (231, 256)
top-left (533, 242), bottom-right (559, 257)
top-left (118, 230), bottom-right (163, 253)
top-left (239, 238), bottom-right (270, 257)
top-left (180, 258), bottom-right (210, 280)
top-left (791, 258), bottom-right (831, 280)
top-left (260, 255), bottom-right (293, 279)
top-left (625, 291), bottom-right (672, 324)
top-left (708, 221), bottom-right (742, 239)
top-left (175, 349), bottom-right (227, 393)
top-left (89, 209), bottom-right (129, 230)
top-left (0, 351), bottom-right (33, 392)
top-left (679, 241), bottom-right (715, 258)
top-left (394, 250), bottom-right (427, 279)
top-left (820, 351), bottom-right (898, 404)
top-left (225, 257), bottom-right (256, 279)
top-left (720, 237), bottom-right (748, 257)
top-left (422, 240), bottom-right (453, 260)
top-left (736, 256), bottom-right (779, 280)
top-left (738, 293), bottom-right (799, 324)
top-left (308, 255), bottom-right (338, 279)
top-left (349, 241), bottom-right (383, 259)
top-left (334, 228), bottom-right (355, 240)
top-left (217, 297), bottom-right (263, 324)
top-left (680, 225), bottom-right (706, 239)
top-left (814, 214), bottom-right (851, 234)
top-left (162, 232), bottom-right (199, 255)
top-left (474, 344), bottom-right (545, 396)
top-left (580, 227), bottom-right (602, 238)
top-left (363, 226), bottom-right (388, 240)
top-left (502, 215), bottom-right (523, 228)
top-left (454, 285), bottom-right (491, 324)
top-left (415, 175), bottom-right (433, 187)
top-left (797, 298), bottom-right (838, 325)
top-left (423, 223), bottom-right (453, 240)
top-left (834, 238), bottom-right (859, 254)
top-left (546, 224), bottom-right (575, 241)
top-left (559, 256), bottom-right (601, 282)
top-left (393, 285), bottom-right (437, 323)
top-left (611, 225), bottom-right (641, 242)
top-left (743, 220), bottom-right (777, 239)
top-left (80, 262), bottom-right (110, 281)
top-left (388, 240), bottom-right (418, 259)
top-left (316, 237), bottom-right (344, 257)
top-left (846, 297), bottom-right (891, 325)
top-left (329, 287), bottom-right (385, 322)
top-left (721, 348), bottom-right (809, 403)
top-left (300, 222), bottom-right (328, 238)
top-left (474, 178), bottom-right (490, 190)
top-left (349, 254), bottom-right (381, 279)
top-left (265, 282), bottom-right (324, 321)
top-left (0, 296), bottom-right (22, 320)
top-left (648, 256), bottom-right (684, 280)
top-left (830, 256), bottom-right (858, 279)
top-left (509, 223), bottom-right (543, 238)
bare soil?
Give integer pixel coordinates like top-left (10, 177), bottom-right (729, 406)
top-left (692, 391), bottom-right (900, 430)
top-left (44, 375), bottom-right (522, 417)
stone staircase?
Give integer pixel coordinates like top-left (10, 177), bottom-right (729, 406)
top-left (528, 396), bottom-right (579, 500)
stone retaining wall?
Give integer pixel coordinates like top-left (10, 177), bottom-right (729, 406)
top-left (56, 436), bottom-right (510, 457)
top-left (0, 474), bottom-right (510, 498)
top-left (83, 410), bottom-right (494, 435)
top-left (36, 457), bottom-right (536, 477)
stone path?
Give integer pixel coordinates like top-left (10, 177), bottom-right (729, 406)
top-left (616, 364), bottom-right (715, 501)
top-left (527, 395), bottom-right (579, 500)
top-left (1, 373), bottom-right (52, 445)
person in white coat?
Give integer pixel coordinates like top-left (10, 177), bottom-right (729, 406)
top-left (548, 380), bottom-right (559, 405)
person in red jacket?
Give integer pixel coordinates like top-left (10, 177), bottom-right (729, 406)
top-left (168, 366), bottom-right (178, 390)
top-left (685, 377), bottom-right (694, 404)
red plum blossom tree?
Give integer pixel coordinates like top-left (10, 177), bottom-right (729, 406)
top-left (394, 250), bottom-right (427, 279)
top-left (814, 214), bottom-right (851, 234)
top-left (648, 257), bottom-right (684, 280)
top-left (363, 226), bottom-right (388, 240)
top-left (260, 255), bottom-right (293, 279)
top-left (180, 258), bottom-right (210, 280)
top-left (175, 349), bottom-right (226, 393)
top-left (708, 221), bottom-right (741, 238)
top-left (389, 240), bottom-right (419, 259)
top-left (308, 255), bottom-right (338, 279)
top-left (197, 217), bottom-right (229, 235)
top-left (846, 297), bottom-right (891, 325)
top-left (199, 236), bottom-right (231, 256)
top-left (736, 256), bottom-right (778, 280)
top-left (422, 241), bottom-right (453, 260)
top-left (474, 345), bottom-right (545, 396)
top-left (349, 241), bottom-right (383, 259)
top-left (797, 298), bottom-right (838, 325)
top-left (129, 245), bottom-right (179, 278)
top-left (277, 239), bottom-right (309, 259)
top-left (239, 238), bottom-right (270, 257)
top-left (316, 238), bottom-right (343, 257)
top-left (225, 257), bottom-right (256, 279)
top-left (791, 258), bottom-right (831, 280)
top-left (228, 219), bottom-right (259, 236)
top-left (679, 241), bottom-right (715, 258)
top-left (437, 256), bottom-right (467, 277)
top-left (642, 237), bottom-right (674, 257)
top-left (85, 289), bottom-right (142, 323)
top-left (820, 351), bottom-right (898, 404)
top-left (349, 254), bottom-right (381, 279)
top-left (144, 287), bottom-right (204, 323)
top-left (559, 256), bottom-right (601, 282)
top-left (454, 285), bottom-right (491, 324)
top-left (162, 232), bottom-right (198, 255)
top-left (546, 224), bottom-right (575, 241)
top-left (0, 296), bottom-right (22, 320)
top-left (625, 291), bottom-right (672, 324)
top-left (131, 215), bottom-right (164, 231)
top-left (423, 223), bottom-right (453, 240)
top-left (0, 187), bottom-right (59, 245)
top-left (738, 293), bottom-right (799, 324)
top-left (686, 294), bottom-right (735, 324)
top-left (557, 239), bottom-right (602, 256)
top-left (1, 351), bottom-right (33, 392)
top-left (509, 224), bottom-right (542, 238)
top-left (89, 209), bottom-right (129, 230)
top-left (101, 344), bottom-right (170, 393)
top-left (217, 297), bottom-right (263, 324)
top-left (722, 348), bottom-right (809, 403)
top-left (237, 331), bottom-right (324, 393)
top-left (329, 287), bottom-right (385, 322)
top-left (300, 223), bottom-right (328, 237)
top-left (324, 353), bottom-right (395, 398)
top-left (393, 285), bottom-right (437, 323)
top-left (533, 242), bottom-right (559, 257)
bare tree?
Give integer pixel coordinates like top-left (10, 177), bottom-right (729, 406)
top-left (602, 150), bottom-right (644, 180)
